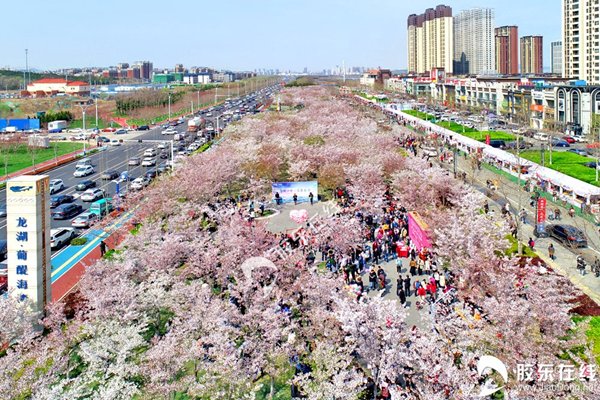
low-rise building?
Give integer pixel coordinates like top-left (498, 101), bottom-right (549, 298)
top-left (360, 69), bottom-right (392, 87)
top-left (25, 78), bottom-right (90, 97)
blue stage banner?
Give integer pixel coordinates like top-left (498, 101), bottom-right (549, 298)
top-left (272, 181), bottom-right (318, 203)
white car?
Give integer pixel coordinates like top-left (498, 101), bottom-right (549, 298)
top-left (131, 177), bottom-right (150, 190)
top-left (67, 128), bottom-right (83, 133)
top-left (74, 165), bottom-right (95, 177)
top-left (143, 148), bottom-right (157, 157)
top-left (50, 228), bottom-right (76, 249)
top-left (141, 157), bottom-right (156, 167)
top-left (157, 142), bottom-right (167, 149)
top-left (110, 139), bottom-right (121, 146)
top-left (80, 188), bottom-right (105, 202)
top-left (161, 128), bottom-right (177, 135)
top-left (49, 179), bottom-right (65, 194)
top-left (71, 212), bottom-right (99, 228)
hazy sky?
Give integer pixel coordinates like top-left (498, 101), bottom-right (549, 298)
top-left (3, 0), bottom-right (560, 71)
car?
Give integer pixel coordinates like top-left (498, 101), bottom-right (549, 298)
top-left (585, 162), bottom-right (598, 169)
top-left (128, 157), bottom-right (141, 166)
top-left (110, 139), bottom-right (121, 146)
top-left (0, 240), bottom-right (6, 261)
top-left (48, 178), bottom-right (64, 194)
top-left (143, 148), bottom-right (157, 157)
top-left (157, 163), bottom-right (169, 174)
top-left (71, 212), bottom-right (99, 229)
top-left (488, 140), bottom-right (507, 149)
top-left (72, 134), bottom-right (87, 141)
top-left (75, 180), bottom-right (96, 191)
top-left (101, 170), bottom-right (119, 180)
top-left (137, 125), bottom-right (150, 131)
top-left (161, 128), bottom-right (177, 135)
top-left (145, 169), bottom-right (158, 179)
top-left (131, 176), bottom-right (150, 190)
top-left (547, 224), bottom-right (588, 248)
top-left (102, 127), bottom-right (117, 133)
top-left (76, 158), bottom-right (94, 168)
top-left (98, 136), bottom-right (110, 143)
top-left (80, 188), bottom-right (105, 202)
top-left (50, 194), bottom-right (75, 208)
top-left (52, 203), bottom-right (83, 220)
top-left (551, 139), bottom-right (570, 147)
top-left (48, 128), bottom-right (63, 133)
top-left (562, 136), bottom-right (576, 144)
top-left (74, 165), bottom-right (95, 177)
top-left (0, 204), bottom-right (6, 218)
top-left (141, 157), bottom-right (156, 167)
top-left (115, 128), bottom-right (127, 134)
top-left (157, 142), bottom-right (167, 149)
top-left (67, 128), bottom-right (83, 133)
top-left (504, 141), bottom-right (529, 150)
top-left (567, 148), bottom-right (589, 156)
top-left (572, 135), bottom-right (588, 143)
top-left (159, 150), bottom-right (169, 159)
top-left (119, 171), bottom-right (133, 182)
top-left (533, 132), bottom-right (549, 141)
top-left (50, 228), bottom-right (76, 249)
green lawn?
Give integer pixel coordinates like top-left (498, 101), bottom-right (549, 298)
top-left (461, 130), bottom-right (516, 142)
top-left (68, 118), bottom-right (109, 129)
top-left (403, 109), bottom-right (435, 120)
top-left (520, 150), bottom-right (600, 186)
top-left (0, 142), bottom-right (84, 177)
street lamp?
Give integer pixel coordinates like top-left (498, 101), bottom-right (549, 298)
top-left (168, 92), bottom-right (172, 121)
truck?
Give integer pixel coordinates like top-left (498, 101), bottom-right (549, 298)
top-left (187, 116), bottom-right (206, 133)
top-left (48, 120), bottom-right (68, 132)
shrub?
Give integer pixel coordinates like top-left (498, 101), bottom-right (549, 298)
top-left (70, 237), bottom-right (88, 246)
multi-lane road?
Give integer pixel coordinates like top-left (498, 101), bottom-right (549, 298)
top-left (0, 84), bottom-right (281, 253)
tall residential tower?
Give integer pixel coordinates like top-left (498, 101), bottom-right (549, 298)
top-left (407, 5), bottom-right (453, 74)
top-left (562, 0), bottom-right (600, 83)
top-left (551, 41), bottom-right (563, 75)
top-left (453, 8), bottom-right (495, 75)
top-left (495, 26), bottom-right (519, 75)
top-left (520, 36), bottom-right (544, 75)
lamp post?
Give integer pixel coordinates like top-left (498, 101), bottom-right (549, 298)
top-left (168, 92), bottom-right (172, 121)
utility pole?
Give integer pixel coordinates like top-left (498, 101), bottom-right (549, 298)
top-left (25, 49), bottom-right (29, 88)
top-left (516, 132), bottom-right (523, 255)
top-left (191, 101), bottom-right (194, 114)
top-left (168, 92), bottom-right (172, 121)
top-left (214, 86), bottom-right (218, 104)
top-left (197, 90), bottom-right (200, 110)
top-left (95, 97), bottom-right (98, 128)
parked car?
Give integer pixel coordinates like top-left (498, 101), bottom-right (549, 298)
top-left (50, 194), bottom-right (75, 208)
top-left (52, 203), bottom-right (83, 220)
top-left (141, 157), bottom-right (156, 167)
top-left (488, 140), bottom-right (507, 149)
top-left (97, 136), bottom-right (110, 142)
top-left (102, 127), bottom-right (117, 133)
top-left (50, 228), bottom-right (76, 249)
top-left (49, 179), bottom-right (65, 194)
top-left (101, 170), bottom-right (119, 180)
top-left (137, 125), bottom-right (150, 131)
top-left (547, 224), bottom-right (588, 248)
top-left (115, 128), bottom-right (127, 134)
top-left (81, 188), bottom-right (105, 202)
top-left (75, 180), bottom-right (96, 191)
top-left (585, 162), bottom-right (598, 169)
top-left (551, 139), bottom-right (570, 147)
top-left (74, 165), bottom-right (95, 177)
top-left (71, 212), bottom-right (99, 228)
top-left (562, 136), bottom-right (576, 144)
top-left (567, 148), bottom-right (589, 157)
top-left (128, 157), bottom-right (141, 166)
top-left (533, 132), bottom-right (549, 141)
top-left (110, 139), bottom-right (121, 146)
top-left (131, 177), bottom-right (150, 190)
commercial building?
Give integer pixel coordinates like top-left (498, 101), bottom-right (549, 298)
top-left (133, 61), bottom-right (153, 81)
top-left (551, 41), bottom-right (563, 75)
top-left (563, 0), bottom-right (600, 84)
top-left (174, 64), bottom-right (185, 73)
top-left (25, 78), bottom-right (90, 97)
top-left (520, 36), bottom-right (543, 75)
top-left (407, 4), bottom-right (453, 74)
top-left (495, 26), bottom-right (519, 75)
top-left (183, 74), bottom-right (212, 85)
top-left (453, 8), bottom-right (495, 75)
top-left (360, 69), bottom-right (392, 87)
top-left (126, 67), bottom-right (140, 80)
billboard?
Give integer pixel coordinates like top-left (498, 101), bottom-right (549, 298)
top-left (271, 181), bottom-right (318, 203)
top-left (408, 212), bottom-right (432, 250)
top-left (0, 118), bottom-right (40, 131)
top-left (6, 175), bottom-right (51, 313)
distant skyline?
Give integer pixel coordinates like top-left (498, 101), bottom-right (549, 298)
top-left (4, 0), bottom-right (560, 72)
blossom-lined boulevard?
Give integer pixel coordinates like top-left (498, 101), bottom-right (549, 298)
top-left (1, 86), bottom-right (599, 399)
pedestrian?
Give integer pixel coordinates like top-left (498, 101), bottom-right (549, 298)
top-left (309, 192), bottom-right (314, 205)
top-left (519, 208), bottom-right (527, 224)
top-left (569, 206), bottom-right (575, 218)
top-left (377, 267), bottom-right (386, 289)
top-left (395, 258), bottom-right (402, 275)
top-left (293, 193), bottom-right (298, 205)
top-left (404, 275), bottom-right (411, 296)
top-left (368, 269), bottom-right (378, 291)
top-left (356, 276), bottom-right (364, 302)
top-left (483, 201), bottom-right (489, 214)
top-left (397, 285), bottom-right (407, 306)
top-left (100, 240), bottom-right (107, 256)
top-left (528, 237), bottom-right (535, 251)
top-left (548, 243), bottom-right (555, 260)
top-left (577, 256), bottom-right (586, 275)
top-left (274, 192), bottom-right (282, 205)
top-left (409, 257), bottom-right (417, 275)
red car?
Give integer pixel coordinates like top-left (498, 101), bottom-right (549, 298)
top-left (563, 136), bottom-right (576, 144)
top-left (102, 127), bottom-right (117, 133)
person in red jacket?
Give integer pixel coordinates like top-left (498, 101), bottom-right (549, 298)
top-left (417, 285), bottom-right (426, 299)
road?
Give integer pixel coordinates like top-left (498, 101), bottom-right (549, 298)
top-left (0, 84), bottom-right (281, 253)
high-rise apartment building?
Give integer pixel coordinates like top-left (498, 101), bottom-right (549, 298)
top-left (520, 36), bottom-right (543, 75)
top-left (563, 0), bottom-right (600, 83)
top-left (495, 26), bottom-right (519, 75)
top-left (551, 41), bottom-right (563, 75)
top-left (453, 8), bottom-right (495, 75)
top-left (407, 5), bottom-right (453, 74)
